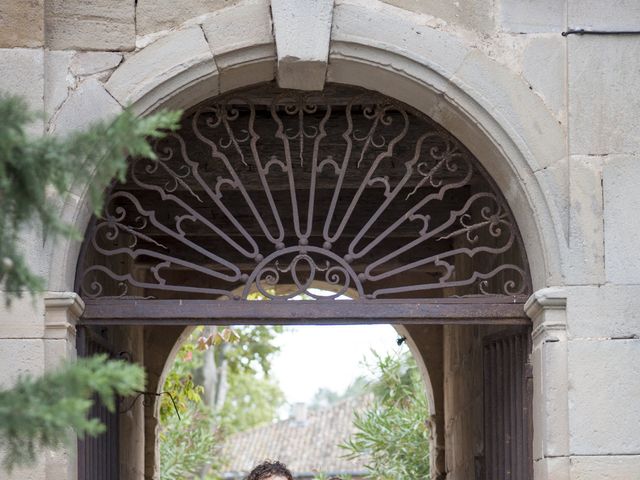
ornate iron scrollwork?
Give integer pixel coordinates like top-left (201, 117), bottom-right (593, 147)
top-left (77, 86), bottom-right (531, 301)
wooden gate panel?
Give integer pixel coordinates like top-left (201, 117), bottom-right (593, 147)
top-left (483, 330), bottom-right (532, 480)
top-left (77, 327), bottom-right (120, 480)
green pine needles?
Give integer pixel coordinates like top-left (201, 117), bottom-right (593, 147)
top-left (0, 93), bottom-right (182, 472)
top-left (0, 94), bottom-right (181, 299)
top-left (0, 355), bottom-right (144, 471)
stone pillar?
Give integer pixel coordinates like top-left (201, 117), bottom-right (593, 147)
top-left (525, 287), bottom-right (569, 480)
top-left (43, 292), bottom-right (85, 480)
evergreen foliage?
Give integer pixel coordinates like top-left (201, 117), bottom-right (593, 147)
top-left (0, 94), bottom-right (181, 299)
top-left (0, 93), bottom-right (180, 473)
top-left (341, 351), bottom-right (430, 480)
top-left (0, 355), bottom-right (144, 471)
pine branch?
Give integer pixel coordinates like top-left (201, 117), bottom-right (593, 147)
top-left (0, 355), bottom-right (145, 472)
top-left (0, 93), bottom-right (182, 300)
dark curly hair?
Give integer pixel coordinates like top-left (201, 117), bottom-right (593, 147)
top-left (246, 461), bottom-right (294, 480)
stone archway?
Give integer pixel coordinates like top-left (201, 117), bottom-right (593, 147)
top-left (72, 83), bottom-right (535, 480)
top-left (42, 3), bottom-right (572, 480)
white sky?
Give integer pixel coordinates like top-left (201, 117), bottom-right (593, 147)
top-left (270, 324), bottom-right (400, 405)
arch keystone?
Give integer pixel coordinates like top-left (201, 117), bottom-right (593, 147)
top-left (272, 0), bottom-right (334, 91)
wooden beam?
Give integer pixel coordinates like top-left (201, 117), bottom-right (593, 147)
top-left (81, 297), bottom-right (530, 326)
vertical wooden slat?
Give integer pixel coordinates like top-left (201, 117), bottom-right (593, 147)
top-left (484, 330), bottom-right (532, 480)
top-left (77, 327), bottom-right (119, 480)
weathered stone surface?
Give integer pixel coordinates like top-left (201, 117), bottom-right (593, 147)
top-left (272, 0), bottom-right (333, 90)
top-left (500, 0), bottom-right (565, 33)
top-left (332, 1), bottom-right (468, 85)
top-left (522, 36), bottom-right (566, 121)
top-left (44, 50), bottom-right (73, 124)
top-left (451, 48), bottom-right (567, 171)
top-left (106, 27), bottom-right (217, 113)
top-left (201, 1), bottom-right (273, 68)
top-left (603, 155), bottom-right (640, 283)
top-left (136, 0), bottom-right (237, 36)
top-left (382, 0), bottom-right (493, 33)
top-left (0, 0), bottom-right (44, 48)
top-left (70, 52), bottom-right (122, 76)
top-left (569, 0), bottom-right (640, 30)
top-left (533, 456), bottom-right (570, 480)
top-left (0, 339), bottom-right (44, 387)
top-left (45, 0), bottom-right (135, 51)
top-left (201, 1), bottom-right (275, 92)
top-left (0, 297), bottom-right (45, 339)
top-left (0, 48), bottom-right (44, 134)
top-left (568, 339), bottom-right (640, 454)
top-left (569, 36), bottom-right (640, 155)
top-left (567, 285), bottom-right (640, 339)
top-left (565, 156), bottom-right (604, 284)
top-left (570, 455), bottom-right (640, 480)
top-left (50, 78), bottom-right (122, 135)
top-left (534, 156), bottom-right (569, 242)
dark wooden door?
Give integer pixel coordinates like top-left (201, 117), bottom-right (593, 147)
top-left (77, 326), bottom-right (120, 480)
top-left (483, 330), bottom-right (533, 480)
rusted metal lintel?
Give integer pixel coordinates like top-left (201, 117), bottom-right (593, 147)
top-left (81, 298), bottom-right (530, 325)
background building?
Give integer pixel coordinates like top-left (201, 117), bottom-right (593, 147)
top-left (222, 398), bottom-right (370, 480)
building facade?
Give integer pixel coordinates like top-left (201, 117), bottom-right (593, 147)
top-left (0, 1), bottom-right (639, 479)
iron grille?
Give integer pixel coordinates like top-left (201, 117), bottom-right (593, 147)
top-left (76, 85), bottom-right (530, 302)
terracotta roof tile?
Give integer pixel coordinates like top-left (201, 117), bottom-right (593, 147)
top-left (222, 395), bottom-right (372, 479)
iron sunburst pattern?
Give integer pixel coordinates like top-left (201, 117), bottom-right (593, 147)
top-left (77, 86), bottom-right (531, 301)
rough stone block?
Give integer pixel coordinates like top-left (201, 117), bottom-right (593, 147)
top-left (45, 0), bottom-right (135, 51)
top-left (0, 339), bottom-right (44, 387)
top-left (136, 0), bottom-right (236, 36)
top-left (70, 52), bottom-right (122, 77)
top-left (533, 456), bottom-right (570, 480)
top-left (565, 156), bottom-right (604, 284)
top-left (569, 36), bottom-right (640, 155)
top-left (568, 339), bottom-right (640, 454)
top-left (522, 36), bottom-right (566, 121)
top-left (566, 285), bottom-right (640, 339)
top-left (532, 338), bottom-right (570, 458)
top-left (50, 79), bottom-right (122, 136)
top-left (499, 0), bottom-right (565, 33)
top-left (603, 155), bottom-right (640, 283)
top-left (106, 27), bottom-right (217, 114)
top-left (450, 49), bottom-right (566, 171)
top-left (570, 455), bottom-right (640, 480)
top-left (44, 50), bottom-right (73, 124)
top-left (0, 297), bottom-right (45, 338)
top-left (383, 0), bottom-right (493, 33)
top-left (0, 0), bottom-right (44, 48)
top-left (332, 1), bottom-right (468, 84)
top-left (534, 156), bottom-right (569, 242)
top-left (569, 0), bottom-right (640, 31)
top-left (272, 0), bottom-right (333, 90)
top-left (201, 1), bottom-right (274, 70)
top-left (0, 48), bottom-right (44, 133)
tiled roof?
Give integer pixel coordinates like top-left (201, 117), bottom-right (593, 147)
top-left (221, 395), bottom-right (372, 479)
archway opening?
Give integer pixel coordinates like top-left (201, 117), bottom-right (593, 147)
top-left (74, 83), bottom-right (533, 480)
top-left (156, 320), bottom-right (431, 480)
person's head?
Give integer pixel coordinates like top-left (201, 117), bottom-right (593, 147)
top-left (246, 461), bottom-right (294, 480)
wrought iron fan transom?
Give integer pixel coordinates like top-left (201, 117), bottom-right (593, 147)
top-left (76, 85), bottom-right (531, 302)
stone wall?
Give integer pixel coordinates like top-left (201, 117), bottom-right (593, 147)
top-left (0, 0), bottom-right (639, 479)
